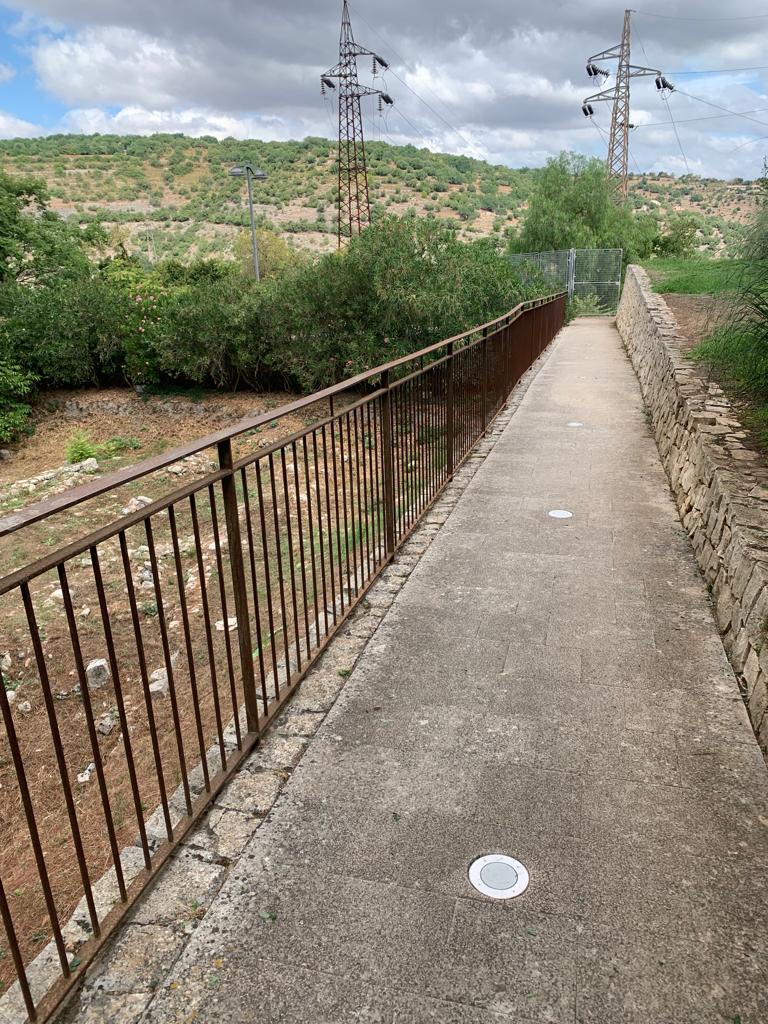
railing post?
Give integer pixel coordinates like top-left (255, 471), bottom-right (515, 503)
top-left (481, 327), bottom-right (489, 431)
top-left (446, 341), bottom-right (455, 479)
top-left (380, 370), bottom-right (396, 558)
top-left (217, 438), bottom-right (260, 734)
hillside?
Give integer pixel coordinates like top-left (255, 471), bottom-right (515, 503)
top-left (0, 133), bottom-right (757, 260)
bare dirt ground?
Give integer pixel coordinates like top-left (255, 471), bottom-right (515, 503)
top-left (664, 293), bottom-right (731, 353)
top-left (0, 385), bottom-right (352, 993)
top-left (0, 387), bottom-right (307, 486)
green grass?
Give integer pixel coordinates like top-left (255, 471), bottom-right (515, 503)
top-left (642, 257), bottom-right (744, 295)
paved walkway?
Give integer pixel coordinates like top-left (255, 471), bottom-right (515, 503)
top-left (144, 319), bottom-right (768, 1023)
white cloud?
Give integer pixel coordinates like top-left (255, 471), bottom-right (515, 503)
top-left (0, 64), bottom-right (17, 84)
top-left (0, 110), bottom-right (43, 138)
top-left (60, 104), bottom-right (297, 141)
top-left (0, 0), bottom-right (766, 177)
top-left (33, 26), bottom-right (191, 107)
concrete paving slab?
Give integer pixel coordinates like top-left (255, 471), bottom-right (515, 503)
top-left (140, 318), bottom-right (768, 1023)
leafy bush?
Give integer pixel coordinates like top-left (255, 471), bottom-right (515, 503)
top-left (103, 436), bottom-right (142, 456)
top-left (65, 430), bottom-right (98, 464)
top-left (569, 291), bottom-right (604, 317)
top-left (0, 357), bottom-right (35, 443)
top-left (509, 153), bottom-right (657, 263)
top-left (653, 213), bottom-right (699, 258)
top-left (692, 171), bottom-right (768, 437)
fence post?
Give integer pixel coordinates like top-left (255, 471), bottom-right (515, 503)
top-left (446, 341), bottom-right (455, 479)
top-left (217, 438), bottom-right (260, 734)
top-left (481, 327), bottom-right (489, 430)
top-left (567, 248), bottom-right (576, 302)
top-left (380, 370), bottom-right (396, 558)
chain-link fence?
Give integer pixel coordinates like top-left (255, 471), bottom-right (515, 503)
top-left (508, 248), bottom-right (623, 314)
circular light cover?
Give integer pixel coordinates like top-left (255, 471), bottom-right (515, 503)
top-left (567, 421), bottom-right (584, 427)
top-left (468, 854), bottom-right (529, 900)
top-left (548, 509), bottom-right (573, 519)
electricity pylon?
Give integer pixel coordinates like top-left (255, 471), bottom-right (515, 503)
top-left (582, 9), bottom-right (670, 199)
top-left (321, 1), bottom-right (393, 246)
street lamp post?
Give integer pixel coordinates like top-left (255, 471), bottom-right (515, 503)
top-left (229, 163), bottom-right (268, 281)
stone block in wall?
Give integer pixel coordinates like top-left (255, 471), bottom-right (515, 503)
top-left (617, 265), bottom-right (768, 753)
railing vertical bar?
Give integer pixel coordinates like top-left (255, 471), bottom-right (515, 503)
top-left (346, 410), bottom-right (362, 595)
top-left (58, 563), bottom-right (126, 902)
top-left (119, 530), bottom-right (174, 840)
top-left (337, 413), bottom-right (353, 601)
top-left (312, 430), bottom-right (331, 637)
top-left (368, 398), bottom-right (383, 564)
top-left (0, 877), bottom-right (36, 1019)
top-left (321, 424), bottom-right (339, 625)
top-left (296, 440), bottom-right (315, 655)
top-left (189, 494), bottom-right (228, 769)
top-left (91, 546), bottom-right (152, 865)
top-left (168, 505), bottom-right (211, 791)
top-left (0, 667), bottom-right (70, 976)
top-left (356, 405), bottom-right (372, 580)
top-left (254, 462), bottom-right (281, 700)
top-left (239, 469), bottom-right (269, 716)
top-left (208, 484), bottom-right (242, 748)
top-left (380, 370), bottom-right (396, 557)
top-left (280, 447), bottom-right (303, 673)
top-left (21, 583), bottom-right (100, 937)
top-left (329, 420), bottom-right (346, 616)
top-left (446, 351), bottom-right (454, 482)
top-left (299, 437), bottom-right (318, 655)
top-left (145, 518), bottom-right (192, 814)
top-left (218, 439), bottom-right (260, 735)
top-left (404, 380), bottom-right (414, 528)
top-left (268, 453), bottom-right (292, 692)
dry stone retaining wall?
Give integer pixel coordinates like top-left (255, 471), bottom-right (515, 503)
top-left (618, 265), bottom-right (768, 751)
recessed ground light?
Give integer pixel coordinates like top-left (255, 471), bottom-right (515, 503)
top-left (567, 421), bottom-right (583, 427)
top-left (468, 855), bottom-right (529, 900)
top-left (548, 509), bottom-right (573, 519)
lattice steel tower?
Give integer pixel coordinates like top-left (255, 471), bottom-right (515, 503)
top-left (321, 1), bottom-right (393, 246)
top-left (582, 9), bottom-right (669, 199)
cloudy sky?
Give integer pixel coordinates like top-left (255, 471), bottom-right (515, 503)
top-left (0, 1), bottom-right (766, 178)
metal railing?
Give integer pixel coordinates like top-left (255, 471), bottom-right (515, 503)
top-left (0, 291), bottom-right (566, 1021)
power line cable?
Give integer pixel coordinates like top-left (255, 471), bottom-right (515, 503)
top-left (346, 1), bottom-right (486, 160)
top-left (728, 131), bottom-right (768, 153)
top-left (635, 9), bottom-right (768, 21)
top-left (674, 87), bottom-right (768, 131)
top-left (661, 90), bottom-right (690, 173)
top-left (633, 106), bottom-right (768, 128)
top-left (670, 65), bottom-right (768, 75)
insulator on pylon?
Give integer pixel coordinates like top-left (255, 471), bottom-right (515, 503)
top-left (381, 92), bottom-right (394, 105)
top-left (661, 76), bottom-right (674, 91)
top-left (582, 103), bottom-right (591, 117)
top-left (586, 63), bottom-right (595, 77)
top-left (374, 54), bottom-right (389, 69)
top-left (655, 75), bottom-right (663, 90)
top-left (322, 76), bottom-right (336, 90)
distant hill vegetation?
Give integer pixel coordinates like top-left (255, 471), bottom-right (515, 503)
top-left (0, 133), bottom-right (757, 260)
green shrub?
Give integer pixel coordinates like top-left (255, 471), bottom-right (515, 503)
top-left (0, 357), bottom-right (35, 443)
top-left (66, 430), bottom-right (98, 463)
top-left (569, 291), bottom-right (604, 317)
top-left (103, 436), bottom-right (142, 456)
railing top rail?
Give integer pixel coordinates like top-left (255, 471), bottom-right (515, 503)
top-left (0, 292), bottom-right (565, 539)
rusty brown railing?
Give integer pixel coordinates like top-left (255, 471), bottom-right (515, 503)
top-left (0, 291), bottom-right (565, 1021)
